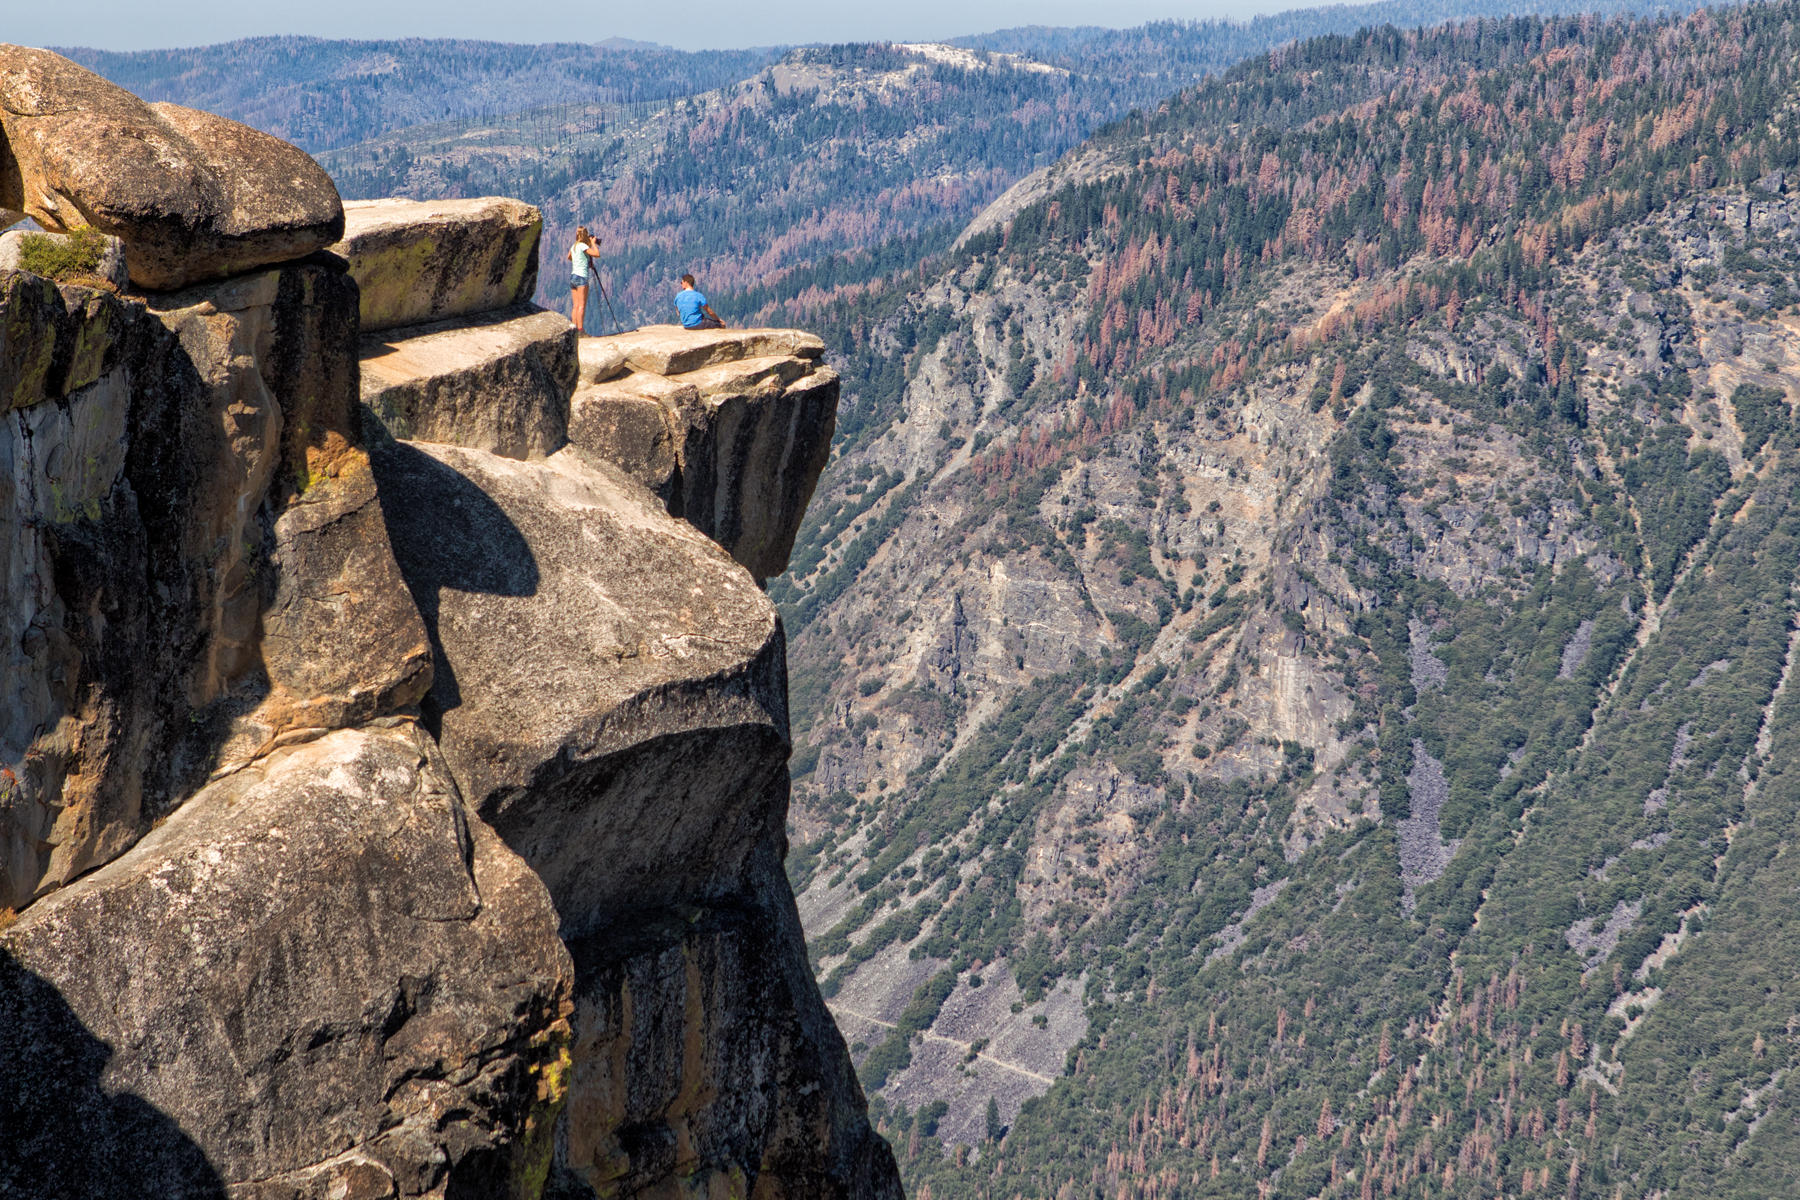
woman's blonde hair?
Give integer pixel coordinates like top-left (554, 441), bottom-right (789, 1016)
top-left (576, 225), bottom-right (591, 243)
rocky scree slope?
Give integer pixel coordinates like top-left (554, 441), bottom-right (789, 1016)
top-left (0, 46), bottom-right (897, 1200)
top-left (771, 7), bottom-right (1800, 1198)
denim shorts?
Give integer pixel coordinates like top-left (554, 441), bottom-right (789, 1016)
top-left (570, 275), bottom-right (587, 291)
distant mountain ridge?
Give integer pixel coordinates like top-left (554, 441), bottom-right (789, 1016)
top-left (64, 0), bottom-right (1698, 337)
top-left (57, 37), bottom-right (781, 152)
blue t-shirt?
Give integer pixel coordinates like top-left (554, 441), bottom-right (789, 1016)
top-left (676, 288), bottom-right (708, 328)
top-left (570, 243), bottom-right (592, 276)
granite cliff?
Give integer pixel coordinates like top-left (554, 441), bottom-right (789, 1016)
top-left (0, 45), bottom-right (898, 1200)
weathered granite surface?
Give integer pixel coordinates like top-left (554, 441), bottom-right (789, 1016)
top-left (576, 335), bottom-right (629, 385)
top-left (328, 196), bottom-right (543, 332)
top-left (367, 438), bottom-right (897, 1199)
top-left (0, 46), bottom-right (343, 290)
top-left (569, 332), bottom-right (839, 583)
top-left (370, 440), bottom-right (788, 936)
top-left (0, 258), bottom-right (427, 911)
top-left (557, 855), bottom-right (904, 1200)
top-left (0, 723), bottom-right (573, 1200)
top-left (360, 304), bottom-right (575, 460)
top-left (0, 57), bottom-right (891, 1198)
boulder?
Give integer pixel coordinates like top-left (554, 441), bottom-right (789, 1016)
top-left (1, 258), bottom-right (426, 911)
top-left (360, 304), bottom-right (576, 460)
top-left (602, 324), bottom-right (825, 377)
top-left (327, 196), bottom-right (543, 333)
top-left (0, 723), bottom-right (574, 1200)
top-left (566, 332), bottom-right (839, 582)
top-left (368, 440), bottom-right (788, 939)
top-left (0, 46), bottom-right (343, 290)
top-left (0, 228), bottom-right (128, 292)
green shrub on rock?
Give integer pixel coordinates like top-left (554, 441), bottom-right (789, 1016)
top-left (17, 227), bottom-right (111, 286)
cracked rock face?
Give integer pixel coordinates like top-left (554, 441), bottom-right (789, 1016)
top-left (558, 855), bottom-right (905, 1200)
top-left (0, 723), bottom-right (573, 1200)
top-left (570, 330), bottom-right (839, 582)
top-left (1, 258), bottom-right (430, 911)
top-left (0, 45), bottom-right (343, 290)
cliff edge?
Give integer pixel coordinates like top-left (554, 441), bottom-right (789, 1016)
top-left (0, 47), bottom-right (895, 1200)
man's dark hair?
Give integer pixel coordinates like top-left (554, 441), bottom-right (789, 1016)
top-left (681, 274), bottom-right (696, 287)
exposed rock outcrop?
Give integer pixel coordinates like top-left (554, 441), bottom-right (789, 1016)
top-left (1, 58), bottom-right (896, 1200)
top-left (0, 723), bottom-right (572, 1200)
top-left (370, 440), bottom-right (787, 936)
top-left (1, 257), bottom-right (426, 911)
top-left (367, 438), bottom-right (896, 1197)
top-left (360, 304), bottom-right (576, 460)
top-left (328, 196), bottom-right (542, 332)
top-left (0, 46), bottom-right (343, 290)
top-left (571, 329), bottom-right (839, 582)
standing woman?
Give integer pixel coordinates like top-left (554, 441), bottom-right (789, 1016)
top-left (569, 225), bottom-right (602, 331)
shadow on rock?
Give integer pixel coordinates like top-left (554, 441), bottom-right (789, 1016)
top-left (370, 439), bottom-right (539, 730)
top-left (0, 947), bottom-right (226, 1200)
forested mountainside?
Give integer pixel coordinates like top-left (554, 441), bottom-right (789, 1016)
top-left (955, 0), bottom-right (1680, 73)
top-left (766, 4), bottom-right (1800, 1197)
top-left (313, 0), bottom-right (1683, 332)
top-left (66, 0), bottom-right (1687, 341)
top-left (57, 38), bottom-right (777, 152)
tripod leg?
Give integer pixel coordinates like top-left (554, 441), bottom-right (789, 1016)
top-left (593, 271), bottom-right (622, 334)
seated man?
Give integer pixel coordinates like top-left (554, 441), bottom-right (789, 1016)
top-left (675, 274), bottom-right (726, 330)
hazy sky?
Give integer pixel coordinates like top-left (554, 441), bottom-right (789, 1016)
top-left (14, 0), bottom-right (1297, 52)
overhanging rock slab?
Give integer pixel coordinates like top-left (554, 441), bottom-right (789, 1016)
top-left (369, 440), bottom-right (789, 938)
top-left (604, 324), bottom-right (825, 377)
top-left (360, 303), bottom-right (576, 460)
top-left (328, 196), bottom-right (543, 333)
top-left (566, 329), bottom-right (839, 582)
top-left (675, 363), bottom-right (840, 584)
